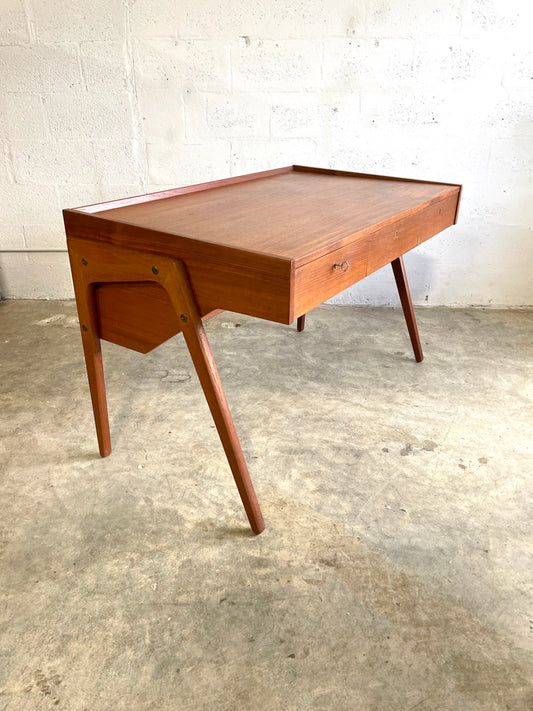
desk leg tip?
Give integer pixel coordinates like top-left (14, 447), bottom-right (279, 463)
top-left (250, 516), bottom-right (266, 535)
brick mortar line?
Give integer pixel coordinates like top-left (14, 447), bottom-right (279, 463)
top-left (20, 0), bottom-right (36, 44)
top-left (122, 0), bottom-right (148, 193)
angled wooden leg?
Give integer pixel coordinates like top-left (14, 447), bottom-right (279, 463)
top-left (297, 314), bottom-right (306, 332)
top-left (67, 236), bottom-right (264, 533)
top-left (391, 255), bottom-right (423, 363)
top-left (162, 262), bottom-right (265, 535)
top-left (69, 255), bottom-right (111, 457)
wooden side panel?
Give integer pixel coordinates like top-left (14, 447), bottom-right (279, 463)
top-left (95, 282), bottom-right (223, 353)
top-left (63, 211), bottom-right (294, 325)
top-left (185, 254), bottom-right (292, 325)
top-left (95, 282), bottom-right (180, 353)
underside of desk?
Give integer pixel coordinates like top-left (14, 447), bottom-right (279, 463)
top-left (95, 282), bottom-right (223, 353)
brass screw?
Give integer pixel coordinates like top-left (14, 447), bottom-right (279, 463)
top-left (180, 314), bottom-right (188, 323)
top-left (81, 324), bottom-right (88, 332)
top-left (81, 258), bottom-right (88, 266)
top-left (152, 266), bottom-right (159, 275)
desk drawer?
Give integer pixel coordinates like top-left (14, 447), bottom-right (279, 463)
top-left (293, 236), bottom-right (368, 317)
top-left (292, 189), bottom-right (459, 320)
top-left (366, 191), bottom-right (458, 274)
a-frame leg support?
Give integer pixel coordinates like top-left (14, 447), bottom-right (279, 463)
top-left (391, 255), bottom-right (424, 363)
top-left (68, 237), bottom-right (265, 534)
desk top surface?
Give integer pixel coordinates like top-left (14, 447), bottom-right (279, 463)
top-left (70, 166), bottom-right (460, 263)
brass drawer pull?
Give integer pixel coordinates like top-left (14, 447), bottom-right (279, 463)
top-left (333, 260), bottom-right (350, 272)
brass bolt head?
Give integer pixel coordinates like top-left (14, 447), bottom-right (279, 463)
top-left (152, 266), bottom-right (159, 275)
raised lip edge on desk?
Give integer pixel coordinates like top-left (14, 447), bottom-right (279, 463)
top-left (66, 166), bottom-right (295, 215)
top-left (63, 167), bottom-right (461, 270)
top-left (63, 164), bottom-right (462, 216)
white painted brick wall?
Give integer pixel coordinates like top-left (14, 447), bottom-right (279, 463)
top-left (11, 140), bottom-right (98, 185)
top-left (0, 44), bottom-right (84, 93)
top-left (45, 92), bottom-right (134, 140)
top-left (146, 140), bottom-right (230, 186)
top-left (0, 0), bottom-right (30, 45)
top-left (32, 0), bottom-right (124, 43)
top-left (0, 94), bottom-right (48, 139)
top-left (79, 40), bottom-right (128, 93)
top-left (0, 0), bottom-right (532, 306)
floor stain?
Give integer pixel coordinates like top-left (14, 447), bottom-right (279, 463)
top-left (401, 440), bottom-right (438, 456)
top-left (27, 668), bottom-right (62, 705)
top-left (34, 314), bottom-right (78, 328)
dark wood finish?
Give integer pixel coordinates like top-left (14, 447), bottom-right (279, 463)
top-left (64, 165), bottom-right (462, 534)
top-left (67, 236), bottom-right (264, 534)
top-left (391, 256), bottom-right (424, 363)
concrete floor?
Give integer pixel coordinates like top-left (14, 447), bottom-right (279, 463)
top-left (0, 300), bottom-right (532, 710)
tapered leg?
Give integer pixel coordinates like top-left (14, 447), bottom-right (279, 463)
top-left (163, 262), bottom-right (265, 534)
top-left (391, 255), bottom-right (423, 363)
top-left (67, 237), bottom-right (264, 533)
top-left (297, 314), bottom-right (306, 332)
top-left (72, 281), bottom-right (112, 457)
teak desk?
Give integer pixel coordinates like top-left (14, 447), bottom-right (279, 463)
top-left (64, 165), bottom-right (462, 535)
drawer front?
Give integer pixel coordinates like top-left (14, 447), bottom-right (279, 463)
top-left (293, 190), bottom-right (459, 319)
top-left (366, 191), bottom-right (458, 275)
top-left (293, 236), bottom-right (368, 318)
